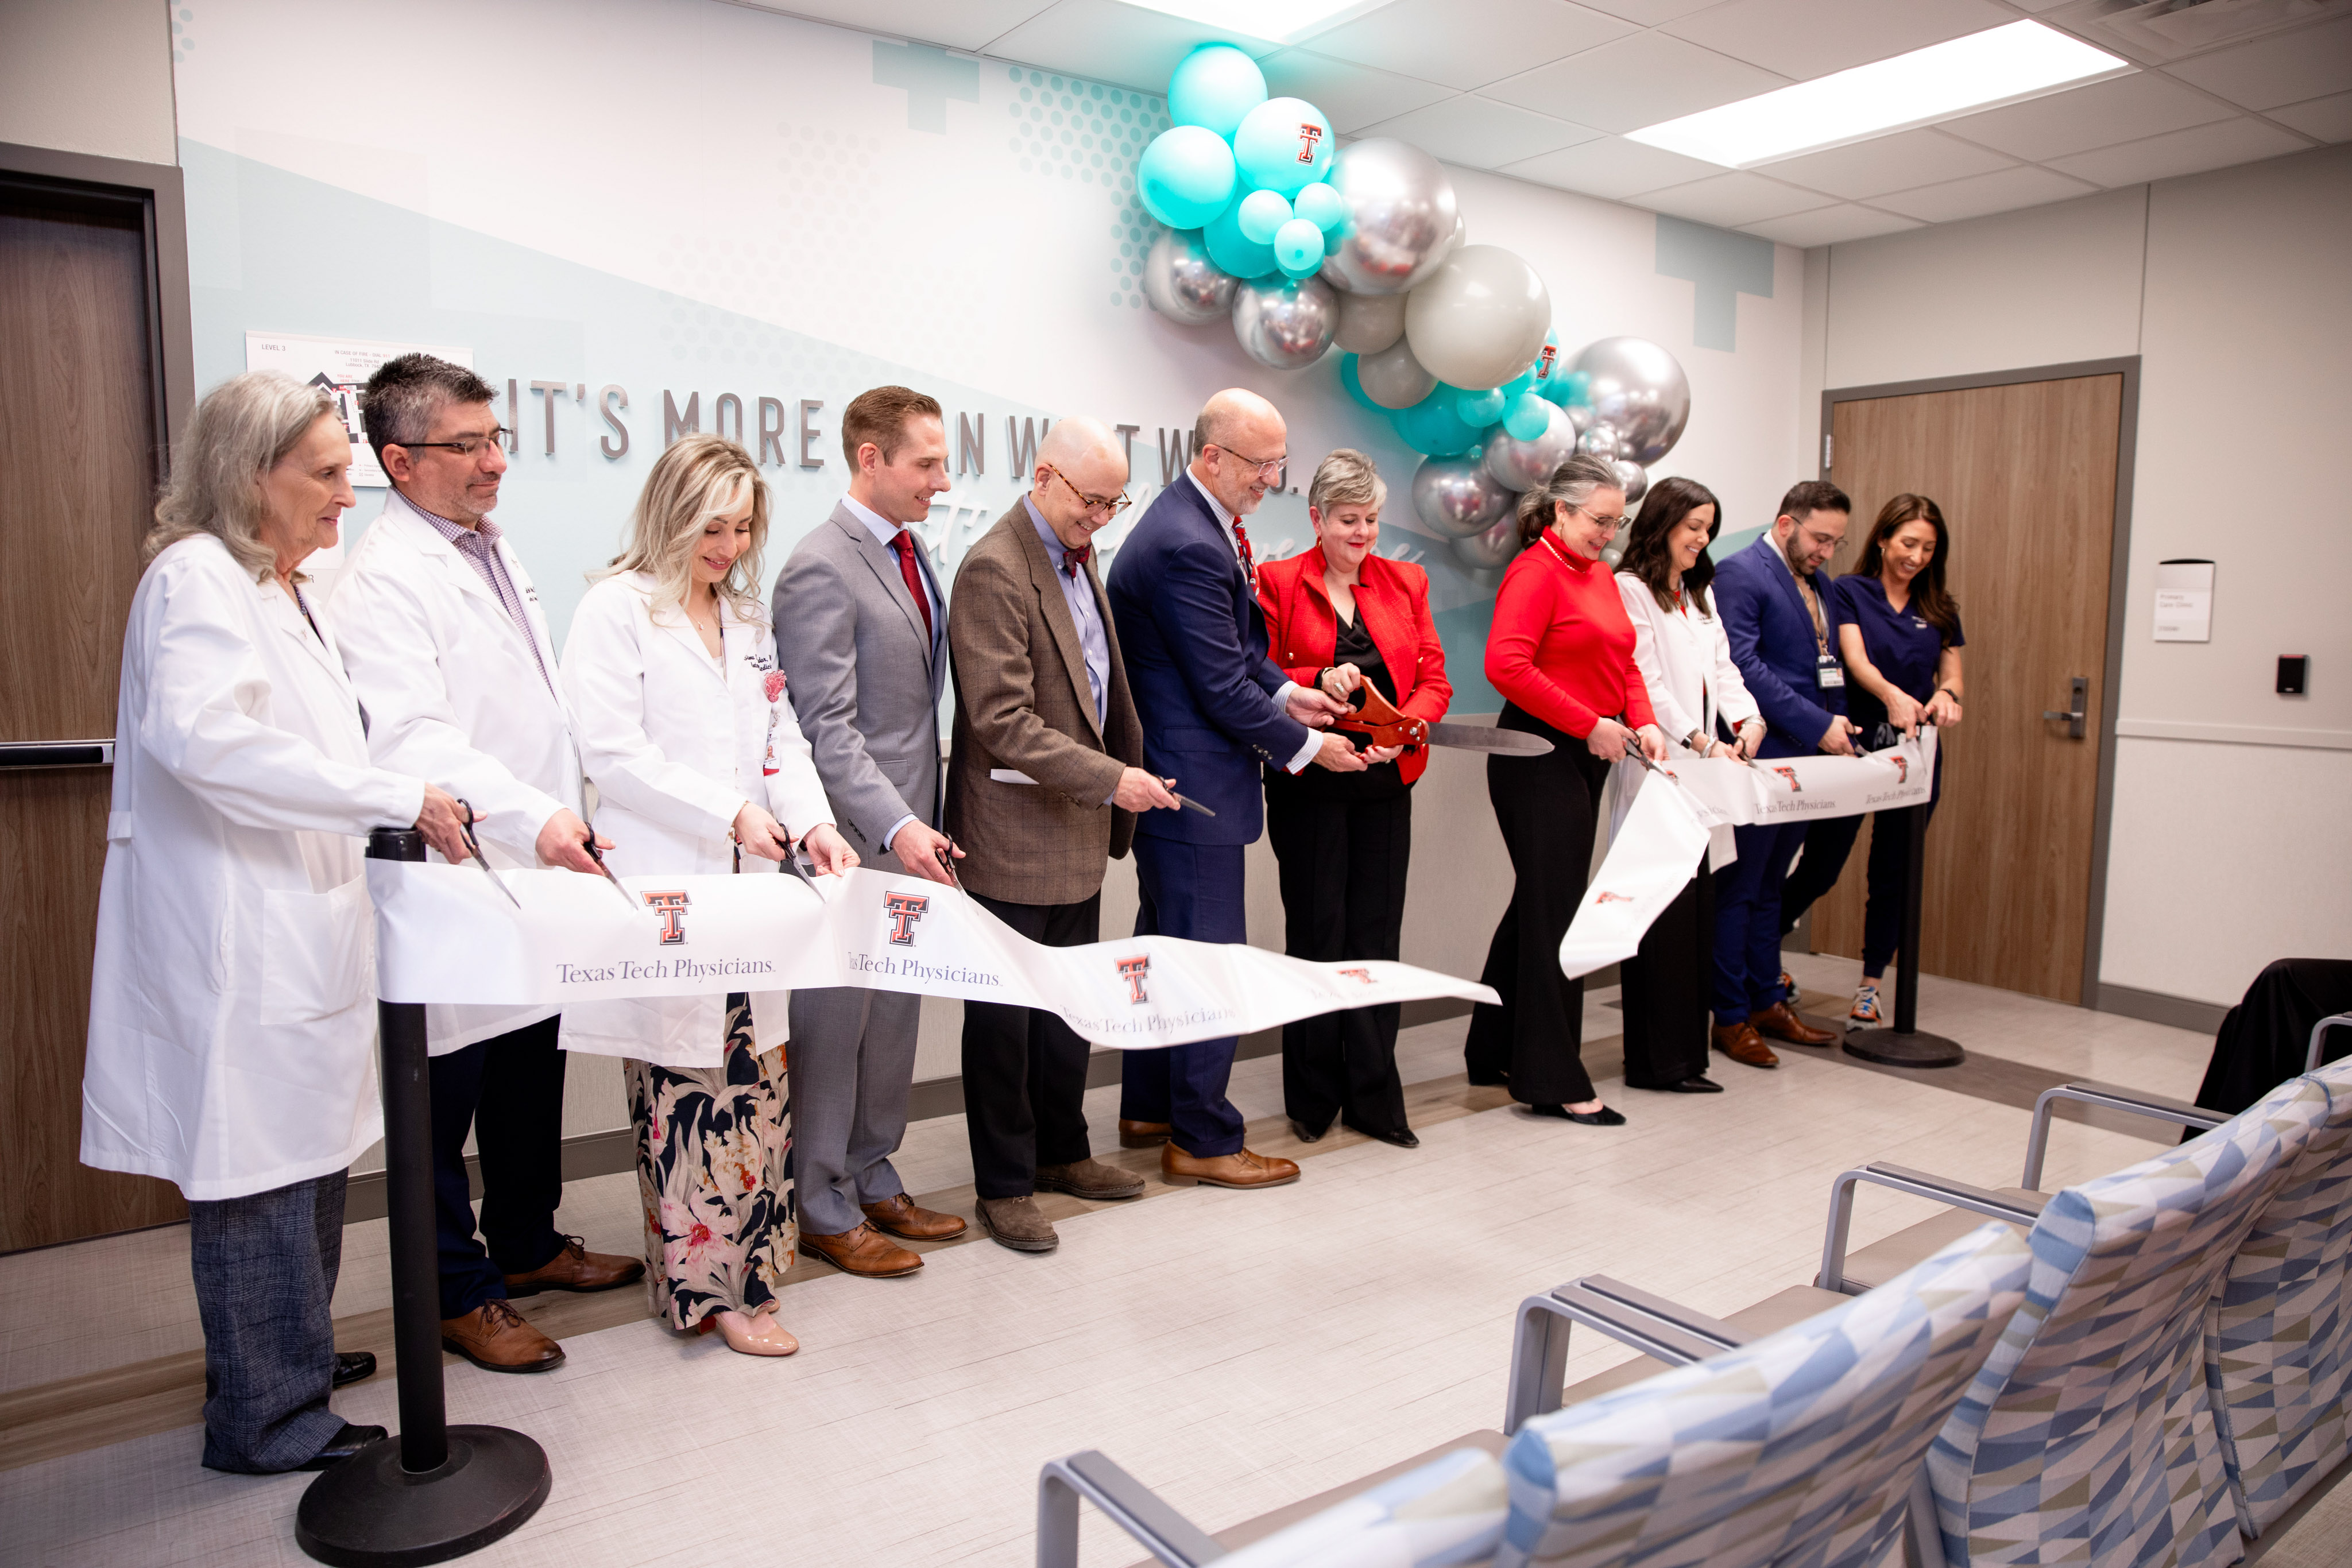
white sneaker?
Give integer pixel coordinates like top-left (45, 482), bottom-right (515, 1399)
top-left (1848, 984), bottom-right (1883, 1028)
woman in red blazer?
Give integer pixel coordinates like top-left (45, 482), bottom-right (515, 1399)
top-left (1468, 453), bottom-right (1669, 1128)
top-left (1257, 449), bottom-right (1452, 1148)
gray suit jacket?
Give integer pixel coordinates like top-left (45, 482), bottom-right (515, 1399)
top-left (944, 504), bottom-right (1144, 907)
top-left (771, 501), bottom-right (947, 862)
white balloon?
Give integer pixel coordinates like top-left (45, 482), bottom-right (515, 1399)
top-left (1404, 245), bottom-right (1553, 392)
top-left (1333, 289), bottom-right (1406, 355)
top-left (1356, 336), bottom-right (1437, 410)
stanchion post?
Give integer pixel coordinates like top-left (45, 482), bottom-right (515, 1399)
top-left (1842, 797), bottom-right (1965, 1068)
top-left (295, 827), bottom-right (552, 1566)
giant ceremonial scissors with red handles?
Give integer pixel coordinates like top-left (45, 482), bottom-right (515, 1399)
top-left (1334, 683), bottom-right (1554, 756)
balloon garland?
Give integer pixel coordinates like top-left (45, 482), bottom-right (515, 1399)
top-left (1137, 44), bottom-right (1693, 572)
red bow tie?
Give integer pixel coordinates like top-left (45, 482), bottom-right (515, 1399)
top-left (1061, 543), bottom-right (1092, 579)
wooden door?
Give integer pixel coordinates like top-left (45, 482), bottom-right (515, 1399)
top-left (1810, 374), bottom-right (2123, 1004)
top-left (0, 184), bottom-right (185, 1250)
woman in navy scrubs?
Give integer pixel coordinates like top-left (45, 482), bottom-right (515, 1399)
top-left (1831, 494), bottom-right (1965, 1026)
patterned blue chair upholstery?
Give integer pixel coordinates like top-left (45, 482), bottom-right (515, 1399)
top-left (1214, 1446), bottom-right (1510, 1568)
top-left (2208, 1060), bottom-right (2352, 1538)
top-left (1927, 1074), bottom-right (2329, 1568)
top-left (1497, 1222), bottom-right (2032, 1568)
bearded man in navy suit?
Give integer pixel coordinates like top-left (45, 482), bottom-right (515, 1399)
top-left (1105, 389), bottom-right (1362, 1190)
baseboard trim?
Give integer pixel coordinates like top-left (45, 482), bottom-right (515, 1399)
top-left (2091, 982), bottom-right (2228, 1037)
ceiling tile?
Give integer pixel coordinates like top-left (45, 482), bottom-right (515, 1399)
top-left (1496, 134), bottom-right (1723, 198)
top-left (1662, 0), bottom-right (2013, 83)
top-left (748, 1), bottom-right (1058, 52)
top-left (1630, 170), bottom-right (1835, 227)
top-left (1938, 71), bottom-right (2234, 160)
top-left (1572, 0), bottom-right (1721, 21)
top-left (1737, 204), bottom-right (1923, 247)
top-left (1300, 0), bottom-right (1635, 92)
top-left (2045, 114), bottom-right (2312, 187)
top-left (1483, 30), bottom-right (1790, 134)
top-left (1257, 48), bottom-right (1456, 133)
top-left (2267, 89), bottom-right (2352, 144)
top-left (2163, 16), bottom-right (2352, 111)
top-left (1871, 163), bottom-right (2100, 223)
top-left (1356, 95), bottom-right (1601, 168)
top-left (1756, 127), bottom-right (2016, 199)
top-left (981, 1), bottom-right (1271, 94)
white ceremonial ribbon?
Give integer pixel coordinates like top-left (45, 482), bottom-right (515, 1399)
top-left (367, 862), bottom-right (1499, 1050)
top-left (1562, 729), bottom-right (1939, 979)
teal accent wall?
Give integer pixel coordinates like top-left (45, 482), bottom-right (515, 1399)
top-left (1655, 215), bottom-right (1774, 354)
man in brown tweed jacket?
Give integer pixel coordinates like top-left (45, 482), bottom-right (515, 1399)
top-left (944, 417), bottom-right (1181, 1252)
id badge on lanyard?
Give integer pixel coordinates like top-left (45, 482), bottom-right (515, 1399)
top-left (1816, 653), bottom-right (1845, 690)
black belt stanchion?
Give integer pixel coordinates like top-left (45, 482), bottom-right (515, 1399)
top-left (297, 827), bottom-right (552, 1566)
top-left (1841, 786), bottom-right (1965, 1069)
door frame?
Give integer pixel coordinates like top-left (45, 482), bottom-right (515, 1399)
top-left (1819, 355), bottom-right (2142, 1012)
top-left (0, 140), bottom-right (196, 458)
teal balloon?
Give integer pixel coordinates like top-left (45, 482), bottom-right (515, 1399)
top-left (1273, 218), bottom-right (1325, 278)
top-left (1203, 189), bottom-right (1278, 280)
top-left (1232, 97), bottom-right (1334, 197)
top-left (1392, 388), bottom-right (1484, 457)
top-left (1502, 393), bottom-right (1552, 442)
top-left (1294, 180), bottom-right (1345, 233)
top-left (1339, 353), bottom-right (1380, 412)
top-left (1453, 386), bottom-right (1506, 426)
top-left (1544, 367), bottom-right (1593, 409)
top-left (1167, 44), bottom-right (1266, 139)
top-left (1237, 188), bottom-right (1292, 245)
top-left (1138, 126), bottom-right (1237, 229)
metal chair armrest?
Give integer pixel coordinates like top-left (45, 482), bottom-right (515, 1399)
top-left (2020, 1081), bottom-right (2227, 1188)
top-left (2308, 1013), bottom-right (2352, 1074)
top-left (1820, 1164), bottom-right (2047, 1296)
top-left (1037, 1450), bottom-right (1227, 1568)
top-left (1502, 1275), bottom-right (1753, 1434)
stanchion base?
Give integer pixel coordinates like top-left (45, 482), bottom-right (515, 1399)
top-left (296, 1426), bottom-right (550, 1567)
top-left (1843, 1028), bottom-right (1966, 1068)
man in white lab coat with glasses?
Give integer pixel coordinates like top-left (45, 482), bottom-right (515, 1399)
top-left (330, 354), bottom-right (642, 1376)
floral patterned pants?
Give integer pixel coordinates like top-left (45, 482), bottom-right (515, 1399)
top-left (625, 995), bottom-right (795, 1329)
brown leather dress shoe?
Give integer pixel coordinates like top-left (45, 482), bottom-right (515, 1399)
top-left (976, 1195), bottom-right (1059, 1253)
top-left (1117, 1119), bottom-right (1172, 1148)
top-left (799, 1222), bottom-right (923, 1277)
top-left (1160, 1144), bottom-right (1301, 1190)
top-left (502, 1236), bottom-right (645, 1298)
top-left (1034, 1157), bottom-right (1146, 1201)
top-left (441, 1299), bottom-right (566, 1373)
top-left (1750, 1001), bottom-right (1837, 1047)
top-left (1713, 1021), bottom-right (1781, 1070)
top-left (860, 1192), bottom-right (968, 1240)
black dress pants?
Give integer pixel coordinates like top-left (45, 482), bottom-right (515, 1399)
top-left (1466, 707), bottom-right (1611, 1106)
top-left (963, 891), bottom-right (1099, 1198)
top-left (430, 1015), bottom-right (568, 1318)
top-left (1777, 814), bottom-right (1863, 937)
top-left (2193, 958), bottom-right (2352, 1117)
top-left (1621, 854), bottom-right (1714, 1089)
top-left (1267, 787), bottom-right (1414, 1139)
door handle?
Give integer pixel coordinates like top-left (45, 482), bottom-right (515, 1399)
top-left (0, 740), bottom-right (114, 768)
top-left (2041, 677), bottom-right (2088, 740)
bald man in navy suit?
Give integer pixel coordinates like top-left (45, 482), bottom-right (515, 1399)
top-left (1105, 389), bottom-right (1362, 1190)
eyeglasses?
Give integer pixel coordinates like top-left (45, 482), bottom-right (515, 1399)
top-left (388, 428), bottom-right (511, 458)
top-left (1569, 502), bottom-right (1628, 531)
top-left (1208, 443), bottom-right (1287, 484)
top-left (1044, 463), bottom-right (1132, 518)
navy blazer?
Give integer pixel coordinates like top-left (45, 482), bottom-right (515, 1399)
top-left (1712, 534), bottom-right (1847, 760)
top-left (1106, 476), bottom-right (1310, 844)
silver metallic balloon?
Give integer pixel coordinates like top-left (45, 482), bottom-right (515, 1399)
top-left (1482, 398), bottom-right (1576, 493)
top-left (1573, 336), bottom-right (1690, 466)
top-left (1231, 275), bottom-right (1339, 371)
top-left (1142, 229), bottom-right (1238, 327)
top-left (1316, 138), bottom-right (1459, 297)
top-left (1612, 459), bottom-right (1648, 506)
top-left (1356, 335), bottom-right (1436, 410)
top-left (1452, 516), bottom-right (1522, 571)
top-left (1405, 211), bottom-right (1467, 292)
top-left (1577, 425), bottom-right (1623, 463)
top-left (1564, 402), bottom-right (1594, 435)
top-left (1403, 245), bottom-right (1553, 392)
top-left (1333, 288), bottom-right (1406, 354)
top-left (1411, 454), bottom-right (1514, 540)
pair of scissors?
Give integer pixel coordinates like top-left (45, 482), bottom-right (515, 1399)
top-left (934, 834), bottom-right (968, 893)
top-left (771, 824), bottom-right (822, 893)
top-left (579, 832), bottom-right (639, 912)
top-left (452, 799), bottom-right (521, 909)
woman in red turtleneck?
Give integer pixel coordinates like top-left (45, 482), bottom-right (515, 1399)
top-left (1467, 454), bottom-right (1668, 1126)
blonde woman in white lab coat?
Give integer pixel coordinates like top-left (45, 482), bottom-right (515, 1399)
top-left (562, 435), bottom-right (857, 1357)
top-left (83, 372), bottom-right (469, 1473)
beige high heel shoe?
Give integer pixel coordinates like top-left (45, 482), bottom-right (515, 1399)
top-left (696, 1309), bottom-right (800, 1357)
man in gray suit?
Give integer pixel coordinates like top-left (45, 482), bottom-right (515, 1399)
top-left (771, 385), bottom-right (968, 1278)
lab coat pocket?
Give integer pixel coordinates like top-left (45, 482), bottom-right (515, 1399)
top-left (258, 874), bottom-right (375, 1025)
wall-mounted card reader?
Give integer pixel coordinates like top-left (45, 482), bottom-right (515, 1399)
top-left (2277, 656), bottom-right (2308, 696)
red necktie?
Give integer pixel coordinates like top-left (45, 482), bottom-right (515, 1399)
top-left (1061, 543), bottom-right (1091, 579)
top-left (889, 529), bottom-right (933, 642)
top-left (1230, 517), bottom-right (1255, 586)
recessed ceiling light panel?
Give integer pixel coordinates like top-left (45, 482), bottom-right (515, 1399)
top-left (1119, 0), bottom-right (1392, 47)
top-left (1626, 20), bottom-right (2132, 169)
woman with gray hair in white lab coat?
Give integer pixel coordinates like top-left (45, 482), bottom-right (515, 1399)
top-left (80, 371), bottom-right (469, 1474)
